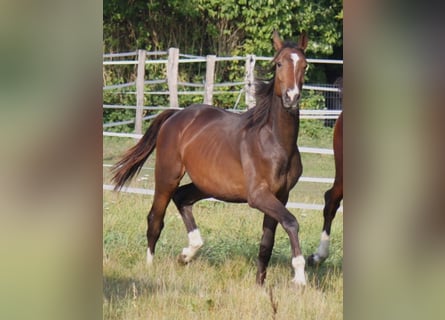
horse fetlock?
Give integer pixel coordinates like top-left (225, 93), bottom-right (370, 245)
top-left (315, 231), bottom-right (330, 259)
top-left (178, 249), bottom-right (193, 264)
top-left (188, 229), bottom-right (204, 248)
top-left (307, 253), bottom-right (326, 267)
top-left (178, 246), bottom-right (200, 264)
top-left (178, 229), bottom-right (203, 264)
top-left (146, 248), bottom-right (154, 265)
top-left (256, 270), bottom-right (267, 286)
top-left (282, 217), bottom-right (299, 233)
top-left (291, 255), bottom-right (306, 286)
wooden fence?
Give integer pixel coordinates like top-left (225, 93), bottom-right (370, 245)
top-left (103, 49), bottom-right (343, 134)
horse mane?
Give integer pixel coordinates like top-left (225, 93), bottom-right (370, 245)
top-left (243, 78), bottom-right (275, 130)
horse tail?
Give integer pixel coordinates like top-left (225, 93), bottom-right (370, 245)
top-left (111, 109), bottom-right (179, 191)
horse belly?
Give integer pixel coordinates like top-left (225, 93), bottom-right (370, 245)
top-left (176, 106), bottom-right (247, 201)
top-left (183, 152), bottom-right (247, 202)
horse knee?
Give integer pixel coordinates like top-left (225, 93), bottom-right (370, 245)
top-left (282, 215), bottom-right (299, 234)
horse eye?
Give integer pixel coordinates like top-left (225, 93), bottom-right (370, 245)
top-left (276, 62), bottom-right (282, 68)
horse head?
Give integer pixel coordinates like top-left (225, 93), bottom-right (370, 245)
top-left (272, 30), bottom-right (308, 110)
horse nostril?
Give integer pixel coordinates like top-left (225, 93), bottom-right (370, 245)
top-left (284, 94), bottom-right (291, 102)
top-left (285, 88), bottom-right (299, 102)
top-left (285, 92), bottom-right (299, 103)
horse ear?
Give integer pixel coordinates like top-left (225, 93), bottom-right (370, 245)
top-left (297, 31), bottom-right (308, 52)
top-left (272, 30), bottom-right (283, 51)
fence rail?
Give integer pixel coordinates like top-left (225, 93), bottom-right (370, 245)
top-left (103, 50), bottom-right (343, 213)
top-left (103, 49), bottom-right (342, 133)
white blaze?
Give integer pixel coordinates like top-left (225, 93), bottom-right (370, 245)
top-left (286, 53), bottom-right (301, 101)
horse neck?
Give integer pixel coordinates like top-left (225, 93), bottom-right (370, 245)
top-left (268, 95), bottom-right (300, 152)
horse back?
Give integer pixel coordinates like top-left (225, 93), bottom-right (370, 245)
top-left (156, 104), bottom-right (248, 201)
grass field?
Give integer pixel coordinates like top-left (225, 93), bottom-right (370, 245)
top-left (103, 119), bottom-right (343, 319)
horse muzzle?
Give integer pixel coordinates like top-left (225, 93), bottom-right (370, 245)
top-left (282, 87), bottom-right (301, 109)
top-left (282, 94), bottom-right (300, 110)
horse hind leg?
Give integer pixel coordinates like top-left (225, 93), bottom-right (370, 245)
top-left (146, 195), bottom-right (169, 265)
top-left (172, 183), bottom-right (207, 264)
top-left (308, 185), bottom-right (343, 266)
top-left (146, 187), bottom-right (181, 265)
top-left (146, 156), bottom-right (185, 265)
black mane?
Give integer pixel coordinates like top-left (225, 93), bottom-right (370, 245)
top-left (243, 78), bottom-right (276, 130)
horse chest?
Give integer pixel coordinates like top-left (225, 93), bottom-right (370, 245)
top-left (272, 152), bottom-right (301, 193)
top-left (251, 143), bottom-right (301, 195)
top-left (285, 152), bottom-right (302, 189)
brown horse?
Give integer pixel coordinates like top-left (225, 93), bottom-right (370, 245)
top-left (308, 111), bottom-right (343, 265)
top-left (112, 31), bottom-right (309, 286)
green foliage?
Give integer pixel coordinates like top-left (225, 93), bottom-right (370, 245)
top-left (104, 0), bottom-right (342, 60)
top-left (103, 0), bottom-right (343, 128)
top-left (301, 89), bottom-right (325, 110)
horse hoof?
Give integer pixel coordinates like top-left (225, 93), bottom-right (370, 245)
top-left (307, 254), bottom-right (316, 267)
top-left (307, 254), bottom-right (325, 267)
top-left (291, 278), bottom-right (307, 287)
top-left (177, 254), bottom-right (190, 265)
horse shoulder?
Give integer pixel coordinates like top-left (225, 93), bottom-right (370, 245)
top-left (286, 147), bottom-right (303, 189)
top-left (240, 130), bottom-right (290, 193)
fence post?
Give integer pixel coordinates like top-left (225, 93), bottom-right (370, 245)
top-left (204, 55), bottom-right (216, 105)
top-left (135, 49), bottom-right (146, 134)
top-left (245, 54), bottom-right (256, 109)
top-left (167, 48), bottom-right (179, 108)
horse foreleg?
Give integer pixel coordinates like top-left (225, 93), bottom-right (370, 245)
top-left (172, 183), bottom-right (207, 264)
top-left (248, 187), bottom-right (306, 286)
top-left (257, 215), bottom-right (278, 285)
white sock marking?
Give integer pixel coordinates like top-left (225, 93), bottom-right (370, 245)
top-left (146, 248), bottom-right (153, 265)
top-left (314, 231), bottom-right (330, 261)
top-left (291, 255), bottom-right (306, 286)
top-left (181, 229), bottom-right (203, 263)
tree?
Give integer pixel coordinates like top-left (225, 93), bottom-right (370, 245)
top-left (103, 0), bottom-right (343, 125)
top-left (103, 0), bottom-right (343, 58)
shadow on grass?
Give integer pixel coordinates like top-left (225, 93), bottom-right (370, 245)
top-left (103, 256), bottom-right (342, 315)
top-left (174, 237), bottom-right (342, 292)
top-left (104, 227), bottom-right (342, 305)
top-left (103, 274), bottom-right (152, 304)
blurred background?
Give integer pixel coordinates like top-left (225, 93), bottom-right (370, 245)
top-left (0, 0), bottom-right (444, 319)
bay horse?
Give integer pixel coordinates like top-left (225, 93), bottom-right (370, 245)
top-left (112, 30), bottom-right (309, 286)
top-left (308, 111), bottom-right (343, 265)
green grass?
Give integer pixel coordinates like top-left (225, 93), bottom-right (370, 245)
top-left (103, 122), bottom-right (343, 319)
